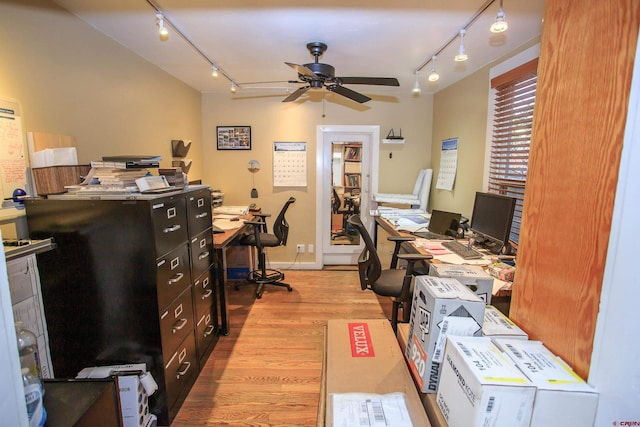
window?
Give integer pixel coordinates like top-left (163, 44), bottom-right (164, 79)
top-left (489, 58), bottom-right (538, 245)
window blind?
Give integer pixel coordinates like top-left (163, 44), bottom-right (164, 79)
top-left (489, 59), bottom-right (538, 245)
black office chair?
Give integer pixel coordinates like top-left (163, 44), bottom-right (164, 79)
top-left (347, 214), bottom-right (433, 333)
top-left (331, 188), bottom-right (356, 241)
top-left (237, 197), bottom-right (296, 299)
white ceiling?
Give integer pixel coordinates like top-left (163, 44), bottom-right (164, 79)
top-left (52, 0), bottom-right (544, 101)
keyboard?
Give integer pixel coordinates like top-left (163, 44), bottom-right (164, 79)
top-left (441, 240), bottom-right (484, 260)
top-left (413, 231), bottom-right (454, 240)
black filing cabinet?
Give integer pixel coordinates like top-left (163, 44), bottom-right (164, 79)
top-left (25, 186), bottom-right (217, 426)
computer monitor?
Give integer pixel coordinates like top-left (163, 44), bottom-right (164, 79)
top-left (470, 192), bottom-right (516, 254)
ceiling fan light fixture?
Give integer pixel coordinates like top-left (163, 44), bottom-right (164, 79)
top-left (156, 12), bottom-right (169, 41)
top-left (211, 65), bottom-right (219, 78)
top-left (490, 3), bottom-right (509, 33)
top-left (454, 29), bottom-right (468, 62)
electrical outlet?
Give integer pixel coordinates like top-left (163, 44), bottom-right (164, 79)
top-left (296, 244), bottom-right (305, 254)
top-left (308, 244), bottom-right (314, 253)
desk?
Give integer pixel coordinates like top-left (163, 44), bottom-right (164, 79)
top-left (213, 216), bottom-right (253, 335)
top-left (374, 216), bottom-right (512, 301)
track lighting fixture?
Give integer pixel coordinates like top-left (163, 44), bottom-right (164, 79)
top-left (490, 0), bottom-right (509, 33)
top-left (412, 72), bottom-right (421, 94)
top-left (454, 29), bottom-right (468, 62)
top-left (156, 12), bottom-right (169, 41)
top-left (211, 65), bottom-right (219, 78)
top-left (230, 82), bottom-right (237, 93)
top-left (428, 56), bottom-right (440, 82)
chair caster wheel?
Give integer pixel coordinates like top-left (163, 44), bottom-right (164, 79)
top-left (287, 287), bottom-right (292, 292)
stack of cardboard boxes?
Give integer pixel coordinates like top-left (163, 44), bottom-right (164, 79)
top-left (401, 274), bottom-right (599, 427)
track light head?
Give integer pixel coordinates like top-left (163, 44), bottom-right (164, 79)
top-left (212, 65), bottom-right (219, 78)
top-left (412, 73), bottom-right (421, 94)
top-left (230, 82), bottom-right (237, 93)
top-left (490, 7), bottom-right (509, 33)
top-left (454, 29), bottom-right (468, 62)
top-left (428, 56), bottom-right (440, 82)
top-left (156, 12), bottom-right (169, 41)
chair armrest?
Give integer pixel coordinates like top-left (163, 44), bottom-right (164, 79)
top-left (253, 213), bottom-right (271, 219)
top-left (388, 236), bottom-right (416, 269)
top-left (397, 253), bottom-right (433, 261)
top-left (244, 220), bottom-right (265, 226)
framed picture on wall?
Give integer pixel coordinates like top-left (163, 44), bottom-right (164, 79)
top-left (216, 126), bottom-right (251, 150)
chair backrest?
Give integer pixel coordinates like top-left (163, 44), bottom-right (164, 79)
top-left (412, 169), bottom-right (428, 196)
top-left (347, 214), bottom-right (382, 291)
top-left (416, 169), bottom-right (433, 211)
top-left (331, 188), bottom-right (341, 214)
top-left (272, 196), bottom-right (296, 245)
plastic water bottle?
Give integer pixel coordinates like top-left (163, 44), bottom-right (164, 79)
top-left (22, 367), bottom-right (46, 427)
top-left (15, 321), bottom-right (41, 377)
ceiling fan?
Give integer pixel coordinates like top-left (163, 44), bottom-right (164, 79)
top-left (283, 42), bottom-right (400, 103)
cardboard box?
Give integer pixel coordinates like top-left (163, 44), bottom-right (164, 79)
top-left (225, 244), bottom-right (253, 280)
top-left (397, 323), bottom-right (448, 427)
top-left (493, 339), bottom-right (599, 427)
top-left (428, 264), bottom-right (494, 304)
top-left (437, 336), bottom-right (536, 427)
top-left (31, 164), bottom-right (91, 195)
top-left (405, 276), bottom-right (485, 393)
top-left (77, 363), bottom-right (158, 427)
top-left (324, 319), bottom-right (430, 427)
top-left (482, 305), bottom-right (528, 339)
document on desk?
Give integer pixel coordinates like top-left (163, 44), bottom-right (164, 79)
top-left (332, 392), bottom-right (413, 427)
top-left (395, 217), bottom-right (428, 233)
top-left (212, 218), bottom-right (242, 230)
top-left (213, 205), bottom-right (249, 215)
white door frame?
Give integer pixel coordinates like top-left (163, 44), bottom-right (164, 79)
top-left (315, 125), bottom-right (380, 266)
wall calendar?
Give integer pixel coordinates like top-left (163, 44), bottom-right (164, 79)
top-left (273, 142), bottom-right (307, 187)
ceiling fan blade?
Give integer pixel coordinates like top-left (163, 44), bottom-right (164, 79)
top-left (338, 77), bottom-right (400, 86)
top-left (327, 85), bottom-right (371, 103)
top-left (285, 62), bottom-right (316, 78)
top-left (282, 86), bottom-right (310, 102)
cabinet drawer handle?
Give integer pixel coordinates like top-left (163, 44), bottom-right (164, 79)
top-left (195, 212), bottom-right (208, 219)
top-left (198, 251), bottom-right (210, 260)
top-left (163, 224), bottom-right (181, 233)
top-left (203, 325), bottom-right (215, 337)
top-left (201, 289), bottom-right (213, 300)
top-left (172, 318), bottom-right (188, 333)
top-left (167, 272), bottom-right (184, 285)
top-left (176, 361), bottom-right (191, 378)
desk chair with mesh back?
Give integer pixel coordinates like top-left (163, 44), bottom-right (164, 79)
top-left (331, 188), bottom-right (356, 241)
top-left (237, 197), bottom-right (296, 298)
top-left (347, 214), bottom-right (433, 333)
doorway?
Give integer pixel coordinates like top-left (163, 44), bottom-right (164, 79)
top-left (316, 125), bottom-right (380, 265)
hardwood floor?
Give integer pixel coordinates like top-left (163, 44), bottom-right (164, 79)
top-left (172, 269), bottom-right (393, 426)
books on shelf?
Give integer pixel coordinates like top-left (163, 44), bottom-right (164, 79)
top-left (344, 146), bottom-right (361, 161)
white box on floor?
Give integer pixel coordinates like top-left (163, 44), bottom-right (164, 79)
top-left (436, 336), bottom-right (535, 427)
top-left (428, 264), bottom-right (494, 304)
top-left (493, 338), bottom-right (599, 427)
top-left (482, 305), bottom-right (528, 339)
top-left (77, 363), bottom-right (158, 427)
top-left (405, 276), bottom-right (485, 393)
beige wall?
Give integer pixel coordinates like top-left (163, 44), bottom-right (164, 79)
top-left (0, 0), bottom-right (203, 180)
top-left (430, 69), bottom-right (490, 219)
top-left (201, 92), bottom-right (433, 262)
